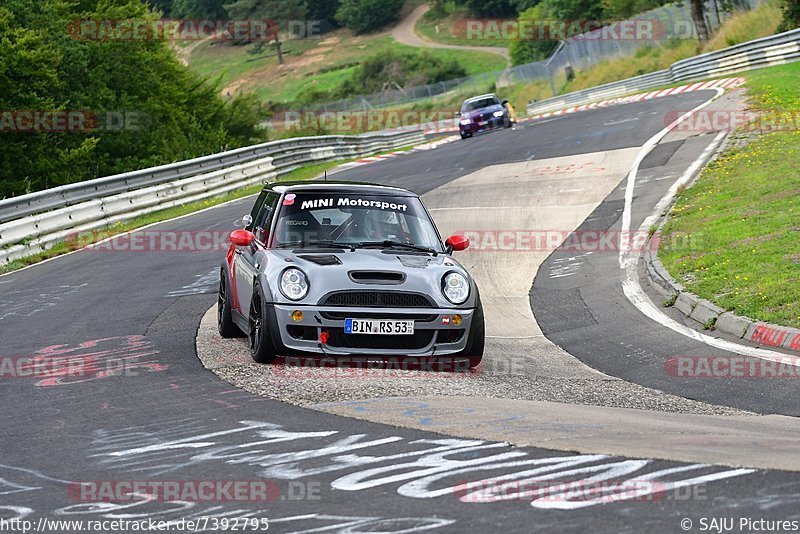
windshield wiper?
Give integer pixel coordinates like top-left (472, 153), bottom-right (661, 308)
top-left (277, 240), bottom-right (355, 251)
top-left (357, 240), bottom-right (438, 255)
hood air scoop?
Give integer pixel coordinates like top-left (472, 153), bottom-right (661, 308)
top-left (298, 254), bottom-right (342, 266)
top-left (348, 271), bottom-right (406, 285)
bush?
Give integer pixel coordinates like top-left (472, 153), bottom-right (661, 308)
top-left (334, 50), bottom-right (466, 98)
top-left (292, 50), bottom-right (468, 105)
top-left (335, 0), bottom-right (404, 34)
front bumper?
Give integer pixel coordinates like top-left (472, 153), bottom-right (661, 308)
top-left (270, 304), bottom-right (476, 356)
top-left (459, 116), bottom-right (505, 135)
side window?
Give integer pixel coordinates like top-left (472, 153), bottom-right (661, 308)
top-left (247, 192), bottom-right (268, 232)
top-left (254, 192), bottom-right (280, 244)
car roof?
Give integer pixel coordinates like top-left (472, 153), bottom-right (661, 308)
top-left (264, 180), bottom-right (418, 197)
top-left (463, 93), bottom-right (498, 103)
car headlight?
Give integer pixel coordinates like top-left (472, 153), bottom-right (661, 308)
top-left (442, 272), bottom-right (470, 304)
top-left (280, 268), bottom-right (309, 300)
top-left (493, 110), bottom-right (504, 117)
top-left (459, 118), bottom-right (472, 125)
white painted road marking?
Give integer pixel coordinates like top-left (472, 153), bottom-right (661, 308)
top-left (618, 88), bottom-right (800, 367)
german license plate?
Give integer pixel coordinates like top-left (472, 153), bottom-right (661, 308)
top-left (344, 319), bottom-right (414, 335)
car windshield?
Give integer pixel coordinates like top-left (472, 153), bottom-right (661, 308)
top-left (462, 97), bottom-right (499, 112)
top-left (272, 192), bottom-right (443, 252)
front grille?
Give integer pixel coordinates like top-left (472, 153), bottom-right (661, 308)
top-left (326, 329), bottom-right (434, 350)
top-left (321, 291), bottom-right (433, 308)
top-left (320, 311), bottom-right (437, 322)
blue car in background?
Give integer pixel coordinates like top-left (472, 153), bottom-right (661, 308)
top-left (457, 93), bottom-right (513, 140)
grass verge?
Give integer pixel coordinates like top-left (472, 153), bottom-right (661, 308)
top-left (0, 141), bottom-right (427, 276)
top-left (658, 61), bottom-right (800, 328)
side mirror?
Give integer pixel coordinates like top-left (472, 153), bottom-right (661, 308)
top-left (445, 234), bottom-right (469, 253)
top-left (230, 229), bottom-right (256, 247)
top-left (455, 111), bottom-right (461, 117)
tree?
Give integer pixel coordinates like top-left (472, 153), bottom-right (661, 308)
top-left (0, 0), bottom-right (264, 199)
top-left (306, 0), bottom-right (340, 28)
top-left (461, 0), bottom-right (518, 17)
top-left (546, 0), bottom-right (606, 19)
top-left (172, 0), bottom-right (229, 19)
top-left (146, 0), bottom-right (175, 16)
top-left (601, 0), bottom-right (669, 18)
top-left (778, 0), bottom-right (800, 31)
top-left (335, 0), bottom-right (404, 34)
top-left (225, 0), bottom-right (307, 63)
top-left (509, 4), bottom-right (559, 66)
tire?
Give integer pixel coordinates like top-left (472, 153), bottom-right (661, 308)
top-left (452, 290), bottom-right (485, 368)
top-left (465, 305), bottom-right (485, 368)
top-left (460, 132), bottom-right (471, 140)
top-left (503, 116), bottom-right (512, 129)
top-left (249, 283), bottom-right (278, 364)
top-left (218, 267), bottom-right (244, 338)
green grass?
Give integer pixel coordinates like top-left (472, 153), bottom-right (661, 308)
top-left (186, 31), bottom-right (506, 106)
top-left (659, 61), bottom-right (800, 328)
top-left (416, 3), bottom-right (510, 48)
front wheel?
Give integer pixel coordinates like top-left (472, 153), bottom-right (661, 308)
top-left (249, 283), bottom-right (278, 364)
top-left (218, 267), bottom-right (243, 338)
top-left (453, 292), bottom-right (485, 368)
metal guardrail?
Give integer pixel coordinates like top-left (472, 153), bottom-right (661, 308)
top-left (526, 28), bottom-right (800, 116)
top-left (0, 129), bottom-right (427, 265)
top-left (0, 130), bottom-right (424, 224)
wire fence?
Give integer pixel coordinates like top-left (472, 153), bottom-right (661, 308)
top-left (309, 0), bottom-right (757, 112)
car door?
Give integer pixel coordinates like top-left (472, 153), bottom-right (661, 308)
top-left (235, 192), bottom-right (280, 315)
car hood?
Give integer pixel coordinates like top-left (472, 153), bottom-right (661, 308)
top-left (463, 104), bottom-right (504, 121)
top-left (265, 248), bottom-right (474, 308)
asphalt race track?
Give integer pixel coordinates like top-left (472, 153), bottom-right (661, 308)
top-left (3, 90), bottom-right (800, 533)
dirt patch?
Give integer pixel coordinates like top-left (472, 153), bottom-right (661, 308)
top-left (292, 46), bottom-right (333, 68)
top-left (319, 36), bottom-right (340, 46)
